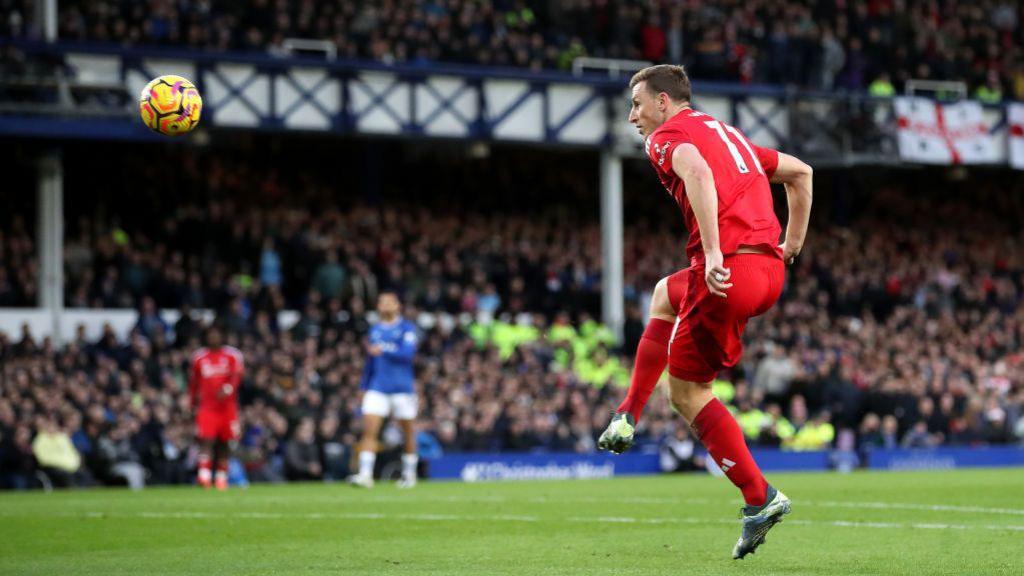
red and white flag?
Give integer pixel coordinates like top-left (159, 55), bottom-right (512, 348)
top-left (895, 97), bottom-right (998, 165)
top-left (1009, 103), bottom-right (1024, 170)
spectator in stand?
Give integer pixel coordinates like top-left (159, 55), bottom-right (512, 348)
top-left (312, 250), bottom-right (345, 301)
top-left (94, 419), bottom-right (148, 490)
top-left (901, 421), bottom-right (939, 449)
top-left (284, 417), bottom-right (323, 481)
top-left (2, 1), bottom-right (1020, 94)
top-left (880, 415), bottom-right (900, 450)
top-left (857, 413), bottom-right (884, 454)
top-left (318, 415), bottom-right (350, 481)
top-left (259, 238), bottom-right (284, 288)
top-left (787, 411), bottom-right (836, 452)
top-left (3, 425), bottom-right (38, 489)
top-left (134, 296), bottom-right (169, 341)
top-left (754, 345), bottom-right (797, 405)
top-left (659, 425), bottom-right (705, 473)
top-left (31, 417), bottom-right (84, 488)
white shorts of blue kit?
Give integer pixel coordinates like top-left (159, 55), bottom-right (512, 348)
top-left (361, 390), bottom-right (418, 420)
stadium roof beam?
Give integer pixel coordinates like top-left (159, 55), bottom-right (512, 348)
top-left (37, 152), bottom-right (65, 346)
top-left (600, 151), bottom-right (624, 342)
top-left (35, 0), bottom-right (57, 42)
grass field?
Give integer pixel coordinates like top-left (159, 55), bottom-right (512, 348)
top-left (1, 468), bottom-right (1022, 575)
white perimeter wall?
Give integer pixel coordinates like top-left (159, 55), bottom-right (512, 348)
top-left (0, 308), bottom-right (299, 342)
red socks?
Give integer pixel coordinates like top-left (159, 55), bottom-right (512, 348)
top-left (616, 319), bottom-right (769, 508)
top-left (692, 398), bottom-right (768, 506)
top-left (617, 318), bottom-right (674, 422)
top-left (197, 454), bottom-right (212, 486)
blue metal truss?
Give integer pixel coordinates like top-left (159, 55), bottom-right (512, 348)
top-left (348, 74), bottom-right (410, 131)
top-left (11, 39), bottom-right (1015, 166)
top-left (277, 72), bottom-right (335, 123)
top-left (415, 79), bottom-right (474, 131)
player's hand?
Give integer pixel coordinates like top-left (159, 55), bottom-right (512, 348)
top-left (597, 412), bottom-right (636, 455)
top-left (367, 344), bottom-right (383, 357)
top-left (704, 249), bottom-right (732, 298)
top-left (778, 241), bottom-right (802, 265)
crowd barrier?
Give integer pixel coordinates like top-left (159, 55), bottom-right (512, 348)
top-left (427, 447), bottom-right (1024, 481)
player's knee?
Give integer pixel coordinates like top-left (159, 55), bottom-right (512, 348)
top-left (361, 417), bottom-right (382, 438)
top-left (650, 277), bottom-right (675, 322)
top-left (668, 386), bottom-right (692, 415)
top-left (668, 379), bottom-right (711, 418)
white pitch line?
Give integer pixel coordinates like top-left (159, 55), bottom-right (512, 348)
top-left (350, 495), bottom-right (1024, 516)
top-left (799, 500), bottom-right (1024, 517)
top-left (567, 515), bottom-right (1024, 533)
top-left (565, 496), bottom-right (1024, 517)
top-left (14, 495), bottom-right (1024, 517)
top-left (5, 510), bottom-right (1023, 533)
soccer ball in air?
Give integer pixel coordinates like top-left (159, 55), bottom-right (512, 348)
top-left (139, 75), bottom-right (203, 136)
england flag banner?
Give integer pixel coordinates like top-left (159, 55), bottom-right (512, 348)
top-left (1010, 103), bottom-right (1024, 170)
top-left (895, 97), bottom-right (998, 165)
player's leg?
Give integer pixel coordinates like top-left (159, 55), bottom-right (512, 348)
top-left (616, 274), bottom-right (679, 421)
top-left (195, 411), bottom-right (215, 488)
top-left (350, 390), bottom-right (388, 487)
top-left (598, 272), bottom-right (685, 452)
top-left (196, 439), bottom-right (213, 488)
top-left (599, 271), bottom-right (686, 453)
top-left (668, 254), bottom-right (789, 558)
top-left (667, 375), bottom-right (767, 503)
top-left (396, 418), bottom-right (417, 488)
top-left (667, 374), bottom-right (789, 559)
top-left (213, 415), bottom-right (239, 490)
top-left (356, 414), bottom-right (383, 480)
top-left (394, 393), bottom-right (419, 488)
top-left (213, 439), bottom-right (229, 491)
top-left (348, 390), bottom-right (385, 487)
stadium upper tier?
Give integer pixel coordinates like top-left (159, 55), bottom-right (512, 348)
top-left (2, 0), bottom-right (1021, 98)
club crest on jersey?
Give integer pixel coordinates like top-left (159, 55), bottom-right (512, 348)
top-left (200, 359), bottom-right (230, 378)
top-left (653, 140), bottom-right (672, 166)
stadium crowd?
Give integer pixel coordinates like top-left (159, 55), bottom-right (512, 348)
top-left (2, 0), bottom-right (1023, 98)
top-left (2, 145), bottom-right (1024, 489)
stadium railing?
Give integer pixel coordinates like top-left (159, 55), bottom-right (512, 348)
top-left (1, 40), bottom-right (1012, 167)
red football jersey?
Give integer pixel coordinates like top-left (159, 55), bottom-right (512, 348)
top-left (645, 108), bottom-right (782, 265)
top-left (189, 346), bottom-right (244, 412)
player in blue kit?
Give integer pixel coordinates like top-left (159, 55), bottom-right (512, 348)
top-left (348, 291), bottom-right (421, 489)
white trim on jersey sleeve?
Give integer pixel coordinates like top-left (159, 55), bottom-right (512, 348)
top-left (224, 345), bottom-right (245, 370)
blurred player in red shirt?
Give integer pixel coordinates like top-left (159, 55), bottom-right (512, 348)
top-left (189, 324), bottom-right (243, 490)
top-left (597, 65), bottom-right (813, 559)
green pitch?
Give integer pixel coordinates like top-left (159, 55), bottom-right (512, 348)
top-left (2, 468), bottom-right (1022, 575)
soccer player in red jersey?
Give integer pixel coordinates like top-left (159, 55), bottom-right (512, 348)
top-left (189, 324), bottom-right (244, 490)
top-left (597, 65), bottom-right (813, 559)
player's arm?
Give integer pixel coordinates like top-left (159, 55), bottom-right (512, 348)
top-left (382, 330), bottom-right (418, 363)
top-left (188, 357), bottom-right (200, 410)
top-left (223, 351), bottom-right (243, 399)
top-left (359, 356), bottom-right (374, 391)
top-left (769, 152), bottom-right (813, 265)
top-left (360, 334), bottom-right (376, 392)
top-left (671, 143), bottom-right (733, 297)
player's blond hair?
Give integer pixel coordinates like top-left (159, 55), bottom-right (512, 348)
top-left (629, 65), bottom-right (691, 103)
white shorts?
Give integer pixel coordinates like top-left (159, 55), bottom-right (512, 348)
top-left (361, 390), bottom-right (418, 420)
